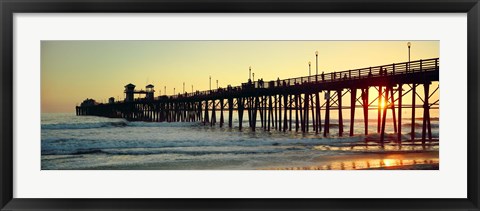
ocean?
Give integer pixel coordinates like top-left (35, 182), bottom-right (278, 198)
top-left (41, 112), bottom-right (439, 170)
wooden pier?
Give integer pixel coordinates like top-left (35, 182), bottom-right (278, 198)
top-left (76, 58), bottom-right (439, 144)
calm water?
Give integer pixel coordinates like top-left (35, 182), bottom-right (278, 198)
top-left (41, 113), bottom-right (439, 170)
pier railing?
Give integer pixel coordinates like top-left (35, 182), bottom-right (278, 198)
top-left (159, 58), bottom-right (438, 101)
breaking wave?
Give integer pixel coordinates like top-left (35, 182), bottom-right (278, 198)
top-left (42, 121), bottom-right (201, 130)
top-left (42, 121), bottom-right (128, 130)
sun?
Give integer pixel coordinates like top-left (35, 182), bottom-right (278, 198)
top-left (382, 159), bottom-right (395, 167)
top-left (379, 99), bottom-right (387, 109)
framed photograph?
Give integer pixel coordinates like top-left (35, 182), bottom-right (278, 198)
top-left (1, 0), bottom-right (479, 210)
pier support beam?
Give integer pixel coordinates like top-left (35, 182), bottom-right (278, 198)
top-left (378, 85), bottom-right (383, 133)
top-left (197, 102), bottom-right (202, 122)
top-left (390, 87), bottom-right (397, 133)
top-left (310, 94), bottom-right (316, 133)
top-left (204, 100), bottom-right (209, 125)
top-left (362, 87), bottom-right (369, 135)
top-left (220, 99), bottom-right (224, 127)
top-left (315, 92), bottom-right (321, 134)
top-left (289, 95), bottom-right (293, 131)
top-left (264, 96), bottom-right (268, 131)
top-left (279, 94), bottom-right (282, 131)
top-left (350, 88), bottom-right (357, 136)
top-left (253, 96), bottom-right (259, 131)
top-left (247, 97), bottom-right (252, 128)
top-left (283, 94), bottom-right (288, 132)
top-left (411, 83), bottom-right (417, 142)
top-left (228, 98), bottom-right (233, 128)
top-left (397, 84), bottom-right (403, 143)
top-left (304, 93), bottom-right (309, 133)
top-left (259, 97), bottom-right (264, 129)
top-left (422, 83), bottom-right (431, 144)
top-left (238, 98), bottom-right (244, 130)
top-left (338, 89), bottom-right (343, 136)
top-left (274, 95), bottom-right (278, 130)
top-left (268, 95), bottom-right (273, 131)
top-left (324, 90), bottom-right (330, 137)
top-left (295, 94), bottom-right (299, 132)
top-left (211, 100), bottom-right (216, 126)
top-left (380, 85), bottom-right (391, 145)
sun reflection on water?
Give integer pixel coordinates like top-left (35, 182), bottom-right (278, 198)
top-left (266, 158), bottom-right (439, 170)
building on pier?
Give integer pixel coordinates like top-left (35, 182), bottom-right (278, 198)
top-left (124, 83), bottom-right (155, 102)
top-left (80, 98), bottom-right (97, 107)
top-left (124, 83), bottom-right (136, 102)
top-left (146, 84), bottom-right (155, 100)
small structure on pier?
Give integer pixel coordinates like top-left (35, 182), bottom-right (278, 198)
top-left (124, 83), bottom-right (136, 102)
top-left (108, 97), bottom-right (115, 104)
top-left (146, 84), bottom-right (155, 100)
top-left (124, 83), bottom-right (155, 102)
top-left (80, 98), bottom-right (97, 107)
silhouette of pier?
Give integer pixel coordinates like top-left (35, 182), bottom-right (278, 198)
top-left (76, 58), bottom-right (439, 144)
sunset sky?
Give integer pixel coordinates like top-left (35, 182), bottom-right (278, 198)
top-left (41, 41), bottom-right (439, 113)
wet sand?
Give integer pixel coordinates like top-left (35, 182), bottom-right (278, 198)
top-left (263, 151), bottom-right (439, 170)
top-left (370, 163), bottom-right (439, 170)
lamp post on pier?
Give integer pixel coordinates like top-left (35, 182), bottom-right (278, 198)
top-left (192, 85), bottom-right (193, 93)
top-left (249, 66), bottom-right (252, 81)
top-left (216, 80), bottom-right (218, 89)
top-left (209, 76), bottom-right (211, 91)
top-left (308, 61), bottom-right (311, 82)
top-left (164, 86), bottom-right (166, 95)
top-left (408, 41), bottom-right (415, 142)
top-left (252, 73), bottom-right (255, 81)
top-left (407, 42), bottom-right (411, 71)
top-left (183, 82), bottom-right (185, 93)
top-left (315, 51), bottom-right (318, 75)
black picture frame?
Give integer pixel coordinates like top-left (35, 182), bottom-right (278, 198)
top-left (1, 0), bottom-right (479, 210)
